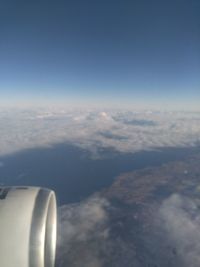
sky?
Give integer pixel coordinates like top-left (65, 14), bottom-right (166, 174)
top-left (0, 0), bottom-right (199, 110)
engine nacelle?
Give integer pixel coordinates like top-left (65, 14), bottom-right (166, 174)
top-left (0, 186), bottom-right (57, 267)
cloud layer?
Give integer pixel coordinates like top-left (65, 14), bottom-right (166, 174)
top-left (0, 107), bottom-right (200, 156)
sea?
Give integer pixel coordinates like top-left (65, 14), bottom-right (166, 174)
top-left (0, 143), bottom-right (195, 205)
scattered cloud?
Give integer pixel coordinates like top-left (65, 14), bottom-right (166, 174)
top-left (0, 107), bottom-right (199, 156)
top-left (56, 193), bottom-right (200, 267)
top-left (56, 195), bottom-right (140, 267)
top-left (56, 195), bottom-right (110, 267)
top-left (159, 194), bottom-right (200, 267)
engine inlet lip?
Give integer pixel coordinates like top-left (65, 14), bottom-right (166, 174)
top-left (44, 192), bottom-right (57, 267)
top-left (29, 189), bottom-right (57, 267)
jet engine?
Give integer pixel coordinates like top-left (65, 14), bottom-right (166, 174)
top-left (0, 186), bottom-right (57, 267)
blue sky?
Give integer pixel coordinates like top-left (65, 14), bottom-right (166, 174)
top-left (0, 0), bottom-right (199, 109)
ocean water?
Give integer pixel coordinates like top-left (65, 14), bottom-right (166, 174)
top-left (0, 143), bottom-right (195, 204)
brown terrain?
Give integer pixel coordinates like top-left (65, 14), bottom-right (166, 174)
top-left (104, 151), bottom-right (200, 205)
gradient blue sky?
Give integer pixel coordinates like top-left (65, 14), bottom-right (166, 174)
top-left (0, 0), bottom-right (199, 109)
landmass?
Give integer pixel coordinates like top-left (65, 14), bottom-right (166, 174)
top-left (101, 148), bottom-right (200, 266)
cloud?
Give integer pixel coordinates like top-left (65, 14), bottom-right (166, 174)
top-left (159, 194), bottom-right (200, 267)
top-left (56, 195), bottom-right (141, 267)
top-left (56, 193), bottom-right (200, 267)
top-left (0, 107), bottom-right (199, 156)
top-left (56, 195), bottom-right (110, 267)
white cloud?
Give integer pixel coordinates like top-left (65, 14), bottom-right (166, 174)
top-left (56, 194), bottom-right (141, 267)
top-left (159, 194), bottom-right (200, 267)
top-left (56, 195), bottom-right (110, 267)
top-left (0, 107), bottom-right (199, 156)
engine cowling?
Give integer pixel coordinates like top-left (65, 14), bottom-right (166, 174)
top-left (0, 186), bottom-right (57, 267)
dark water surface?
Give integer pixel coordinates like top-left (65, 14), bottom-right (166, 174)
top-left (0, 143), bottom-right (196, 204)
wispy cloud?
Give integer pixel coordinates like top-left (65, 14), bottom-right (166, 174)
top-left (159, 194), bottom-right (200, 267)
top-left (56, 195), bottom-right (110, 267)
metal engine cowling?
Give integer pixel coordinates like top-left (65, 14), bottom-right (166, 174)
top-left (0, 187), bottom-right (57, 267)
